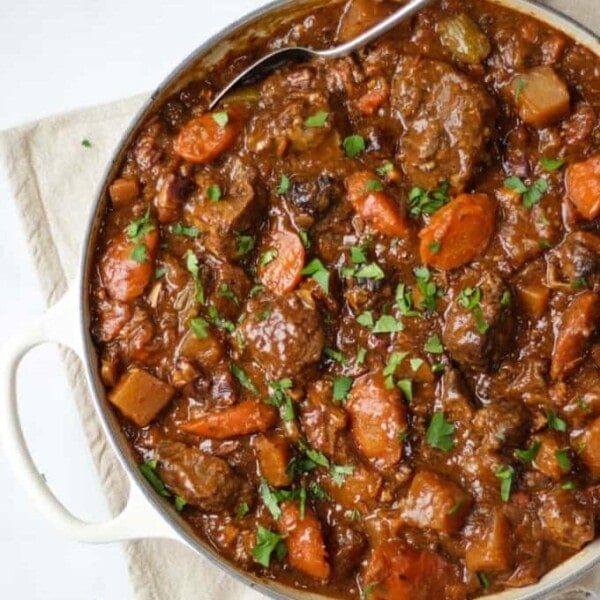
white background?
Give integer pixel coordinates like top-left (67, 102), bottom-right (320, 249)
top-left (0, 1), bottom-right (266, 598)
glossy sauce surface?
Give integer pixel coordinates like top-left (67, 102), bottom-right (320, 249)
top-left (90, 1), bottom-right (600, 597)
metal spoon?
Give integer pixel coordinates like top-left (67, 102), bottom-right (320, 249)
top-left (209, 0), bottom-right (435, 109)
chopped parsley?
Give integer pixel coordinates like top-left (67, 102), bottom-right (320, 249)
top-left (372, 314), bottom-right (404, 334)
top-left (364, 179), bottom-right (384, 192)
top-left (350, 246), bottom-right (368, 264)
top-left (539, 157), bottom-right (566, 172)
top-left (478, 572), bottom-right (491, 589)
top-left (343, 134), bottom-right (366, 158)
top-left (410, 358), bottom-right (424, 372)
top-left (426, 411), bottom-right (455, 452)
top-left (514, 440), bottom-right (541, 463)
top-left (126, 209), bottom-right (155, 263)
top-left (425, 334), bottom-right (444, 354)
top-left (301, 258), bottom-right (330, 293)
top-left (495, 464), bottom-right (514, 502)
top-left (252, 526), bottom-right (287, 567)
top-left (155, 266), bottom-right (168, 279)
top-left (235, 232), bottom-right (256, 257)
top-left (356, 346), bottom-right (367, 365)
top-left (397, 379), bottom-right (413, 402)
top-left (414, 266), bottom-right (442, 311)
top-left (212, 111), bottom-right (229, 127)
top-left (448, 500), bottom-right (464, 516)
top-left (190, 317), bottom-right (210, 339)
top-left (217, 283), bottom-right (240, 305)
top-left (545, 409), bottom-right (567, 432)
top-left (236, 502), bottom-right (250, 518)
top-left (185, 250), bottom-right (205, 305)
top-left (308, 481), bottom-right (332, 502)
top-left (324, 347), bottom-right (348, 364)
top-left (260, 249), bottom-right (279, 267)
top-left (457, 287), bottom-right (490, 334)
top-left (357, 311), bottom-right (375, 328)
top-left (266, 378), bottom-right (295, 422)
top-left (298, 229), bottom-right (310, 249)
top-left (571, 277), bottom-right (588, 290)
top-left (504, 176), bottom-right (549, 209)
top-left (130, 244), bottom-right (149, 263)
top-left (304, 111), bottom-right (329, 128)
top-left (139, 460), bottom-right (170, 497)
top-left (408, 181), bottom-right (450, 216)
top-left (555, 448), bottom-right (572, 472)
top-left (562, 481), bottom-right (578, 491)
top-left (229, 363), bottom-right (259, 396)
top-left (428, 241), bottom-right (441, 254)
top-left (259, 478), bottom-right (283, 519)
top-left (330, 464), bottom-right (354, 486)
top-left (332, 376), bottom-right (353, 404)
top-left (81, 138), bottom-right (92, 148)
top-left (277, 174), bottom-right (290, 195)
top-left (500, 290), bottom-right (512, 307)
top-left (355, 263), bottom-right (385, 280)
top-left (206, 184), bottom-right (222, 202)
top-left (383, 351), bottom-right (409, 388)
top-left (395, 283), bottom-right (421, 317)
top-left (172, 222), bottom-right (200, 237)
top-left (515, 77), bottom-right (528, 100)
top-left (376, 161), bottom-right (394, 176)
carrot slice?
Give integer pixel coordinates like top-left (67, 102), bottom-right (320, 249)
top-left (101, 228), bottom-right (159, 301)
top-left (551, 291), bottom-right (600, 380)
top-left (419, 193), bottom-right (495, 270)
top-left (174, 111), bottom-right (240, 164)
top-left (345, 171), bottom-right (411, 237)
top-left (257, 230), bottom-right (305, 295)
top-left (346, 371), bottom-right (407, 468)
top-left (180, 401), bottom-right (278, 438)
top-left (278, 501), bottom-right (330, 580)
top-left (254, 434), bottom-right (293, 488)
top-left (565, 155), bottom-right (600, 220)
top-left (356, 81), bottom-right (389, 115)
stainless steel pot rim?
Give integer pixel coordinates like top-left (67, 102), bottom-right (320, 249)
top-left (77, 2), bottom-right (600, 599)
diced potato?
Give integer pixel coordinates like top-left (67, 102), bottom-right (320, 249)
top-left (253, 434), bottom-right (292, 488)
top-left (466, 511), bottom-right (512, 572)
top-left (515, 279), bottom-right (550, 320)
top-left (512, 66), bottom-right (570, 127)
top-left (108, 177), bottom-right (139, 206)
top-left (109, 368), bottom-right (175, 426)
top-left (402, 471), bottom-right (472, 534)
top-left (579, 416), bottom-right (600, 477)
top-left (177, 329), bottom-right (224, 370)
top-left (532, 433), bottom-right (565, 480)
top-left (337, 0), bottom-right (391, 43)
top-left (323, 464), bottom-right (382, 511)
top-left (438, 14), bottom-right (491, 64)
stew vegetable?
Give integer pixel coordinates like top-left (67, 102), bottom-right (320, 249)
top-left (91, 0), bottom-right (600, 597)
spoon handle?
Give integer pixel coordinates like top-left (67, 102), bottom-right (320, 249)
top-left (318, 0), bottom-right (436, 59)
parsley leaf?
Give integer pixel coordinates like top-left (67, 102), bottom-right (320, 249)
top-left (332, 376), bottom-right (353, 404)
top-left (81, 138), bottom-right (92, 148)
top-left (139, 460), bottom-right (170, 497)
top-left (457, 287), bottom-right (490, 334)
top-left (426, 411), bottom-right (455, 452)
top-left (229, 363), bottom-right (259, 396)
top-left (408, 181), bottom-right (450, 216)
top-left (172, 222), bottom-right (200, 237)
top-left (555, 448), bottom-right (572, 472)
top-left (364, 179), bottom-right (384, 192)
top-left (515, 77), bottom-right (528, 100)
top-left (212, 111), bottom-right (229, 127)
top-left (504, 176), bottom-right (549, 209)
top-left (350, 246), bottom-right (368, 264)
top-left (260, 249), bottom-right (278, 267)
top-left (324, 347), bottom-right (348, 364)
top-left (301, 258), bottom-right (330, 293)
top-left (185, 250), bottom-right (205, 304)
top-left (397, 379), bottom-right (413, 402)
top-left (373, 314), bottom-right (404, 334)
top-left (514, 440), bottom-right (541, 463)
top-left (298, 229), bottom-right (310, 249)
top-left (343, 134), bottom-right (366, 158)
top-left (235, 232), bottom-right (255, 257)
top-left (252, 526), bottom-right (287, 567)
top-left (425, 334), bottom-right (444, 354)
top-left (259, 478), bottom-right (282, 519)
top-left (236, 502), bottom-right (250, 518)
top-left (190, 317), bottom-right (209, 339)
top-left (206, 184), bottom-right (222, 202)
top-left (395, 283), bottom-right (421, 318)
top-left (355, 263), bottom-right (385, 280)
top-left (376, 161), bottom-right (394, 176)
top-left (356, 347), bottom-right (367, 365)
top-left (277, 175), bottom-right (290, 195)
top-left (304, 111), bottom-right (329, 128)
top-left (330, 464), bottom-right (354, 486)
top-left (495, 464), bottom-right (514, 502)
top-left (130, 243), bottom-right (149, 263)
top-left (414, 266), bottom-right (441, 311)
top-left (539, 157), bottom-right (566, 172)
top-left (545, 409), bottom-right (567, 432)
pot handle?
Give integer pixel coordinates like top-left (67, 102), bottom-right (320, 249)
top-left (0, 288), bottom-right (176, 542)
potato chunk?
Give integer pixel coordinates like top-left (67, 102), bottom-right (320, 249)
top-left (402, 471), bottom-right (471, 534)
top-left (253, 434), bottom-right (292, 488)
top-left (108, 177), bottom-right (139, 207)
top-left (512, 66), bottom-right (570, 127)
top-left (466, 511), bottom-right (512, 573)
top-left (579, 416), bottom-right (600, 477)
top-left (109, 368), bottom-right (174, 426)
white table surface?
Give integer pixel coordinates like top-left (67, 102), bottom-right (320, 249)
top-left (0, 1), bottom-right (266, 598)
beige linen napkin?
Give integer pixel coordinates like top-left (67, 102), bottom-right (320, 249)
top-left (0, 1), bottom-right (598, 598)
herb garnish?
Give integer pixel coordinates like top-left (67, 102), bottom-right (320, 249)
top-left (426, 411), bottom-right (455, 452)
top-left (343, 134), bottom-right (366, 158)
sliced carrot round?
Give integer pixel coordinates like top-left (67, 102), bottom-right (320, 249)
top-left (419, 193), bottom-right (495, 270)
top-left (345, 171), bottom-right (410, 238)
top-left (174, 112), bottom-right (240, 164)
top-left (565, 155), bottom-right (600, 221)
top-left (257, 230), bottom-right (305, 295)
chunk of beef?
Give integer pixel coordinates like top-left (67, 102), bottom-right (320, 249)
top-left (301, 379), bottom-right (348, 458)
top-left (579, 416), bottom-right (600, 478)
top-left (289, 174), bottom-right (342, 216)
top-left (156, 440), bottom-right (250, 512)
top-left (238, 291), bottom-right (324, 380)
top-left (207, 259), bottom-right (251, 321)
top-left (473, 401), bottom-right (529, 450)
top-left (538, 489), bottom-right (595, 549)
top-left (391, 55), bottom-right (495, 192)
top-left (328, 525), bottom-right (367, 580)
top-left (155, 173), bottom-right (193, 224)
top-left (442, 271), bottom-right (512, 370)
top-left (548, 231), bottom-right (600, 289)
top-left (185, 158), bottom-right (267, 258)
